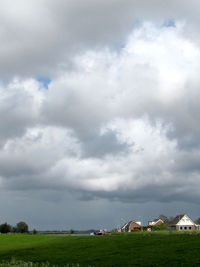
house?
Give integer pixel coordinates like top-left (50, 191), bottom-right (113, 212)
top-left (169, 214), bottom-right (196, 231)
top-left (121, 221), bottom-right (141, 232)
top-left (148, 218), bottom-right (164, 226)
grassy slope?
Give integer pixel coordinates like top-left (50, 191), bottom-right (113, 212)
top-left (0, 233), bottom-right (200, 266)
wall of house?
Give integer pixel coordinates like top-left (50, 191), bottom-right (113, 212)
top-left (129, 221), bottom-right (141, 231)
top-left (176, 225), bottom-right (196, 231)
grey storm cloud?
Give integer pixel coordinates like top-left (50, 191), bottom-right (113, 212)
top-left (0, 0), bottom-right (199, 78)
top-left (1, 0), bottom-right (200, 229)
top-left (78, 184), bottom-right (200, 205)
top-left (81, 131), bottom-right (131, 158)
top-left (0, 79), bottom-right (43, 147)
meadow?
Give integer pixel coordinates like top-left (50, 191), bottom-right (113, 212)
top-left (0, 232), bottom-right (200, 266)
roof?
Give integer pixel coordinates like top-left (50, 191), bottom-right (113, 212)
top-left (149, 218), bottom-right (164, 225)
top-left (168, 214), bottom-right (185, 226)
top-left (121, 222), bottom-right (129, 230)
top-left (121, 221), bottom-right (141, 230)
top-left (149, 218), bottom-right (162, 223)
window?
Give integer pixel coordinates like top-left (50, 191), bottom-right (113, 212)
top-left (184, 227), bottom-right (187, 230)
top-left (180, 226), bottom-right (183, 230)
top-left (189, 227), bottom-right (191, 230)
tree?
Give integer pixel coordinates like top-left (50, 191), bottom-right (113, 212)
top-left (195, 218), bottom-right (200, 225)
top-left (0, 222), bottom-right (12, 233)
top-left (12, 226), bottom-right (17, 233)
top-left (33, 229), bottom-right (37, 234)
top-left (16, 221), bottom-right (29, 233)
top-left (159, 214), bottom-right (170, 225)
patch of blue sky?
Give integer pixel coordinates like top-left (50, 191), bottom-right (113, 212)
top-left (36, 76), bottom-right (51, 90)
top-left (163, 19), bottom-right (176, 28)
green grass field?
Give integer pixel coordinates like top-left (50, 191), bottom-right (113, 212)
top-left (0, 232), bottom-right (200, 266)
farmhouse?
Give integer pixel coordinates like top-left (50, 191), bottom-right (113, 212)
top-left (169, 214), bottom-right (196, 231)
top-left (121, 221), bottom-right (141, 232)
top-left (148, 218), bottom-right (164, 226)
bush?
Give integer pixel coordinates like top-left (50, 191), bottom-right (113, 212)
top-left (142, 223), bottom-right (169, 231)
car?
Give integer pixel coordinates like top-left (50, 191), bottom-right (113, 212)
top-left (90, 232), bottom-right (95, 236)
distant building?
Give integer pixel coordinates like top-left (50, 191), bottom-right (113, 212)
top-left (121, 221), bottom-right (141, 232)
top-left (169, 214), bottom-right (196, 231)
top-left (148, 218), bottom-right (164, 226)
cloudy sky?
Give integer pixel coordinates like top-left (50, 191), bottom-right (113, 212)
top-left (1, 0), bottom-right (200, 230)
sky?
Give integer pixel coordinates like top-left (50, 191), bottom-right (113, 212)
top-left (1, 0), bottom-right (200, 230)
